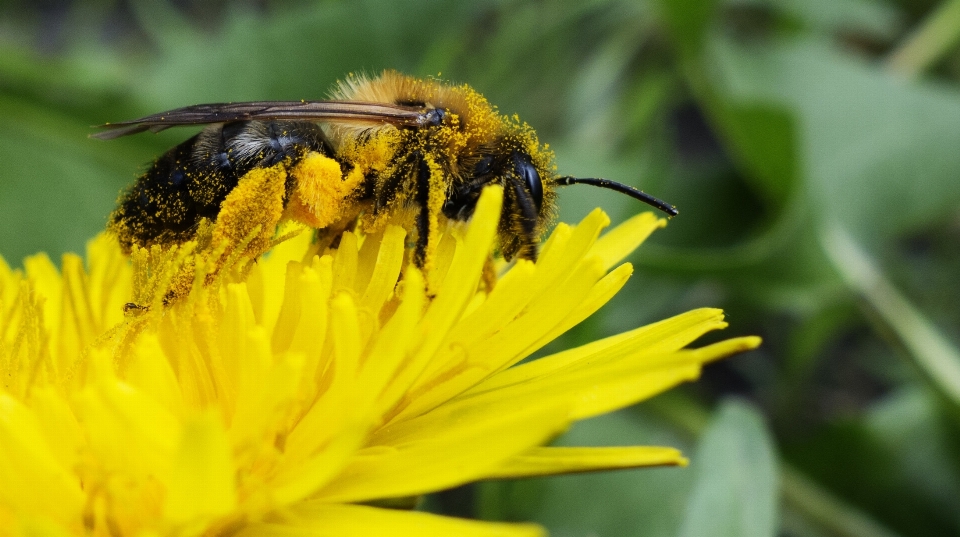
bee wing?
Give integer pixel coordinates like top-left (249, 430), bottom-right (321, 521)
top-left (91, 100), bottom-right (436, 140)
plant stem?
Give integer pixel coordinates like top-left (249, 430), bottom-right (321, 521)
top-left (887, 0), bottom-right (960, 78)
top-left (821, 224), bottom-right (960, 409)
top-left (780, 466), bottom-right (903, 537)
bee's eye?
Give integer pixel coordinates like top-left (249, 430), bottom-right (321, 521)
top-left (513, 153), bottom-right (543, 211)
top-left (474, 156), bottom-right (494, 175)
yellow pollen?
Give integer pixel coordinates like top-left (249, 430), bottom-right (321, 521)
top-left (286, 152), bottom-right (360, 229)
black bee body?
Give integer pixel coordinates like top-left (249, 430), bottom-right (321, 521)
top-left (113, 120), bottom-right (329, 251)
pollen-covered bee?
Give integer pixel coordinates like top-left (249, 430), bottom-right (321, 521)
top-left (95, 71), bottom-right (676, 268)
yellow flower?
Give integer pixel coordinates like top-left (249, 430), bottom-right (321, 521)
top-left (0, 185), bottom-right (759, 537)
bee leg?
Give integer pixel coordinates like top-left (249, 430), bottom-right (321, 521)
top-left (508, 178), bottom-right (540, 262)
top-left (211, 162), bottom-right (289, 262)
top-left (413, 155), bottom-right (433, 269)
top-left (412, 152), bottom-right (467, 273)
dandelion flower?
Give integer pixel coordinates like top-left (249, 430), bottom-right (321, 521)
top-left (0, 185), bottom-right (759, 536)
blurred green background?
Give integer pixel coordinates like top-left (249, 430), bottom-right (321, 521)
top-left (3, 0), bottom-right (960, 535)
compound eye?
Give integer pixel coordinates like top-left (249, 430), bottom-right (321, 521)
top-left (514, 153), bottom-right (543, 211)
top-left (474, 156), bottom-right (494, 175)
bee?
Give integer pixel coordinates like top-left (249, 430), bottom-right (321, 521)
top-left (95, 71), bottom-right (677, 269)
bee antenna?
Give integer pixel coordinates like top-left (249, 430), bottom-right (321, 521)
top-left (555, 177), bottom-right (678, 217)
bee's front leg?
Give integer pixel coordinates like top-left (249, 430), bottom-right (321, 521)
top-left (414, 155), bottom-right (432, 270)
top-left (501, 177), bottom-right (540, 262)
top-left (413, 152), bottom-right (447, 273)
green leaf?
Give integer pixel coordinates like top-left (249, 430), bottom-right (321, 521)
top-left (656, 0), bottom-right (718, 58)
top-left (713, 103), bottom-right (797, 206)
top-left (711, 36), bottom-right (960, 243)
top-left (784, 389), bottom-right (960, 536)
top-left (776, 0), bottom-right (902, 39)
top-left (867, 388), bottom-right (960, 530)
top-left (0, 95), bottom-right (151, 264)
top-left (679, 399), bottom-right (779, 537)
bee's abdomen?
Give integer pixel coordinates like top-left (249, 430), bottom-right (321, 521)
top-left (110, 120), bottom-right (331, 252)
top-left (110, 137), bottom-right (205, 252)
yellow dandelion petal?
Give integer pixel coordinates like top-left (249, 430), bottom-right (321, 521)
top-left (331, 231), bottom-right (359, 294)
top-left (286, 258), bottom-right (334, 401)
top-left (229, 327), bottom-right (302, 452)
top-left (589, 211), bottom-right (667, 270)
top-left (269, 418), bottom-right (367, 506)
top-left (163, 413), bottom-right (237, 524)
top-left (316, 399), bottom-right (571, 503)
top-left (218, 283), bottom-right (259, 414)
top-left (85, 233), bottom-right (131, 329)
top-left (487, 446), bottom-right (688, 479)
top-left (563, 337), bottom-right (761, 421)
top-left (421, 185), bottom-right (501, 336)
top-left (124, 334), bottom-right (185, 417)
top-left (447, 337), bottom-right (761, 426)
top-left (0, 394), bottom-right (84, 524)
top-left (358, 225), bottom-right (406, 314)
top-left (361, 267), bottom-right (427, 415)
top-left (537, 262), bottom-right (634, 348)
top-left (446, 258), bottom-right (537, 349)
top-left (374, 189), bottom-right (503, 416)
top-left (270, 261), bottom-right (309, 355)
top-left (282, 293), bottom-right (365, 465)
top-left (0, 183), bottom-right (760, 535)
top-left (239, 503), bottom-right (544, 537)
top-left (329, 292), bottom-right (362, 381)
top-left (391, 255), bottom-right (612, 422)
top-left (393, 208), bottom-right (635, 421)
top-left (25, 387), bottom-right (83, 472)
top-left (255, 230), bottom-right (316, 328)
top-left (78, 359), bottom-right (179, 478)
top-left (23, 253), bottom-right (62, 326)
top-left (470, 307), bottom-right (731, 394)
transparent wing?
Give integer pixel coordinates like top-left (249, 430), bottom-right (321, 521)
top-left (91, 100), bottom-right (438, 140)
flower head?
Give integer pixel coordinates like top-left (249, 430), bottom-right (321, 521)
top-left (0, 186), bottom-right (759, 536)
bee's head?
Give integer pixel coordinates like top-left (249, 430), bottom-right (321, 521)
top-left (444, 137), bottom-right (557, 261)
top-left (496, 149), bottom-right (554, 260)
